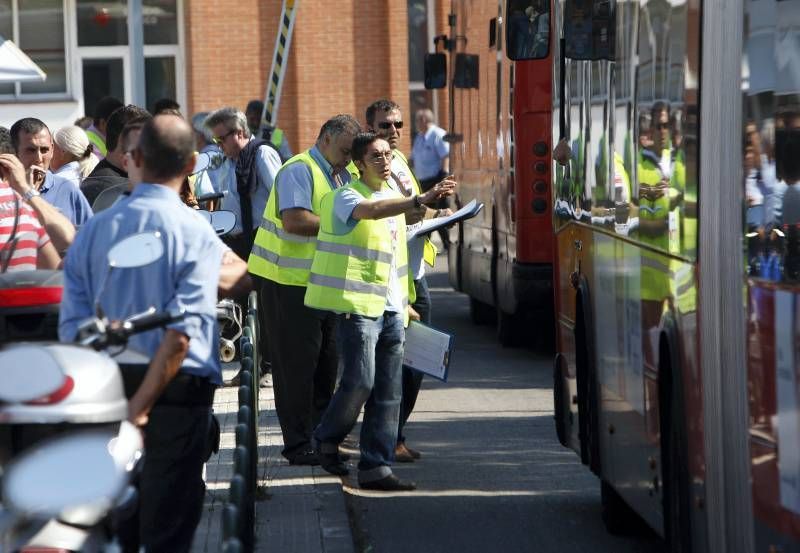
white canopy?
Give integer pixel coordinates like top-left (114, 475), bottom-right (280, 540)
top-left (0, 35), bottom-right (45, 83)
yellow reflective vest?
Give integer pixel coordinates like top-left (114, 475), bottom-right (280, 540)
top-left (247, 150), bottom-right (331, 286)
top-left (304, 179), bottom-right (416, 326)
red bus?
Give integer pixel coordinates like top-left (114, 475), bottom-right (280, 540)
top-left (551, 0), bottom-right (800, 551)
top-left (426, 0), bottom-right (555, 346)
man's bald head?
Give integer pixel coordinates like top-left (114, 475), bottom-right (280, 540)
top-left (138, 114), bottom-right (195, 183)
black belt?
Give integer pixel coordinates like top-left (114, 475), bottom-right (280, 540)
top-left (119, 364), bottom-right (216, 407)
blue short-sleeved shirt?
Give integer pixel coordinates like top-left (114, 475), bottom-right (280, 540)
top-left (58, 183), bottom-right (229, 384)
top-left (40, 170), bottom-right (93, 227)
top-left (219, 139), bottom-right (282, 235)
top-left (411, 125), bottom-right (449, 181)
top-left (275, 146), bottom-right (351, 214)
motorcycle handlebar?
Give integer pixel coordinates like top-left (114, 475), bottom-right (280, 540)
top-left (196, 192), bottom-right (224, 203)
top-left (126, 308), bottom-right (185, 334)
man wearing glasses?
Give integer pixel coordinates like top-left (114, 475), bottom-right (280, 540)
top-left (307, 132), bottom-right (454, 490)
top-left (365, 99), bottom-right (455, 463)
top-left (204, 107), bottom-right (282, 261)
top-left (248, 115), bottom-right (361, 465)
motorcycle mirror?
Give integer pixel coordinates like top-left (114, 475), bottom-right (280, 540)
top-left (107, 231), bottom-right (165, 269)
top-left (0, 346), bottom-right (65, 403)
top-left (210, 210), bottom-right (237, 236)
top-left (2, 428), bottom-right (137, 518)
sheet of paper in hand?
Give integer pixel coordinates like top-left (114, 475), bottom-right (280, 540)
top-left (406, 199), bottom-right (484, 240)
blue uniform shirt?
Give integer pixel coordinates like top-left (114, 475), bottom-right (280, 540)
top-left (411, 125), bottom-right (449, 181)
top-left (40, 170), bottom-right (93, 226)
top-left (275, 145), bottom-right (351, 214)
top-left (59, 183), bottom-right (228, 384)
top-left (220, 139), bottom-right (282, 235)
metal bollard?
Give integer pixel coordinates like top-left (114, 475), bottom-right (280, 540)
top-left (238, 385), bottom-right (251, 410)
top-left (239, 368), bottom-right (253, 390)
top-left (233, 445), bottom-right (249, 481)
top-left (238, 405), bottom-right (251, 428)
top-left (235, 423), bottom-right (249, 449)
top-left (228, 473), bottom-right (246, 508)
top-left (222, 503), bottom-right (240, 541)
top-left (222, 537), bottom-right (243, 553)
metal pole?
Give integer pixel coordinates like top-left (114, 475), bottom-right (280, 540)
top-left (699, 0), bottom-right (753, 550)
top-left (128, 0), bottom-right (146, 108)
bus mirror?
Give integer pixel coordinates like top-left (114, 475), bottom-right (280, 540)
top-left (424, 53), bottom-right (447, 89)
top-left (454, 53), bottom-right (479, 89)
top-left (506, 0), bottom-right (550, 60)
top-left (564, 0), bottom-right (615, 61)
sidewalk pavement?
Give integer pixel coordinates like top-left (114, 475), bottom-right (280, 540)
top-left (191, 365), bottom-right (355, 553)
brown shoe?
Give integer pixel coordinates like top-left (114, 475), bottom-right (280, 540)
top-left (404, 444), bottom-right (422, 459)
top-left (394, 443), bottom-right (415, 463)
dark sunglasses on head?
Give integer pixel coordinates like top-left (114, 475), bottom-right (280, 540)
top-left (378, 121), bottom-right (403, 130)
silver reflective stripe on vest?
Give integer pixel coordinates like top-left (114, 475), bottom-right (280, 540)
top-left (251, 244), bottom-right (313, 270)
top-left (315, 240), bottom-right (393, 264)
top-left (260, 219), bottom-right (317, 244)
top-left (308, 273), bottom-right (387, 297)
top-left (397, 264), bottom-right (408, 278)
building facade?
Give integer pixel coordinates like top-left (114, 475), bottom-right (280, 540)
top-left (0, 0), bottom-right (449, 155)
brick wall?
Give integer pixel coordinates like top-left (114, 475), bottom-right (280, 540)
top-left (184, 0), bottom-right (421, 156)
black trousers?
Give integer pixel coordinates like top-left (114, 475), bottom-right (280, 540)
top-left (257, 276), bottom-right (338, 459)
top-left (118, 370), bottom-right (216, 553)
top-left (398, 277), bottom-right (431, 443)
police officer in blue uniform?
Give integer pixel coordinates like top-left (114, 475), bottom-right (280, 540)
top-left (59, 114), bottom-right (251, 552)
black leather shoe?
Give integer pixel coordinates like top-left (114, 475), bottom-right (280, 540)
top-left (288, 450), bottom-right (319, 466)
top-left (360, 474), bottom-right (416, 491)
top-left (318, 451), bottom-right (349, 476)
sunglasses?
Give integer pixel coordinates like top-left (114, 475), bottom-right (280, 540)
top-left (378, 121), bottom-right (403, 130)
top-left (655, 122), bottom-right (670, 130)
top-left (212, 129), bottom-right (236, 145)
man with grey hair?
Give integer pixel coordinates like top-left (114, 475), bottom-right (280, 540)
top-left (205, 107), bottom-right (282, 260)
top-left (248, 114), bottom-right (361, 465)
top-left (191, 112), bottom-right (231, 197)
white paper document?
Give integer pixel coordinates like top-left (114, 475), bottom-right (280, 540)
top-left (403, 321), bottom-right (453, 381)
top-left (406, 199), bottom-right (484, 240)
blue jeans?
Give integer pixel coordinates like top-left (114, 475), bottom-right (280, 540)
top-left (313, 311), bottom-right (405, 483)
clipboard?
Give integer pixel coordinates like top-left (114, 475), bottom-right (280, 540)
top-left (402, 321), bottom-right (454, 381)
top-left (406, 199), bottom-right (484, 240)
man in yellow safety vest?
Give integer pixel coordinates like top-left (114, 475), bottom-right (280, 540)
top-left (247, 114), bottom-right (360, 465)
top-left (308, 132), bottom-right (454, 490)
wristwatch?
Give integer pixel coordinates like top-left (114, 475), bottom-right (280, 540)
top-left (413, 194), bottom-right (423, 208)
top-left (22, 188), bottom-right (40, 202)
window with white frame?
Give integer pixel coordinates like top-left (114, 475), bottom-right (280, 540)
top-left (0, 0), bottom-right (68, 98)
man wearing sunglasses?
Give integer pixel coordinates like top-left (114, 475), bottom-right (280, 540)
top-left (365, 99), bottom-right (456, 464)
top-left (204, 107), bottom-right (282, 261)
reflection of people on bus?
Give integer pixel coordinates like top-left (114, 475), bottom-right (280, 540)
top-left (778, 110), bottom-right (800, 281)
top-left (508, 1), bottom-right (548, 59)
top-left (636, 102), bottom-right (681, 251)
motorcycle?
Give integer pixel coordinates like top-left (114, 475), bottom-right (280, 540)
top-left (0, 231), bottom-right (185, 552)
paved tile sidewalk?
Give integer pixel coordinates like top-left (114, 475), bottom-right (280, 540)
top-left (191, 366), bottom-right (354, 553)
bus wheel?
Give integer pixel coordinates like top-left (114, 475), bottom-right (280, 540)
top-left (663, 387), bottom-right (693, 552)
top-left (469, 297), bottom-right (495, 325)
top-left (660, 338), bottom-right (693, 553)
top-left (553, 354), bottom-right (568, 447)
top-left (601, 480), bottom-right (641, 535)
top-left (497, 308), bottom-right (521, 347)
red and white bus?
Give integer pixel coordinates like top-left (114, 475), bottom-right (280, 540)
top-left (427, 0), bottom-right (555, 346)
top-left (550, 0), bottom-right (800, 551)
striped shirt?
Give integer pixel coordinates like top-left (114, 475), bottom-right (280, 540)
top-left (0, 185), bottom-right (49, 272)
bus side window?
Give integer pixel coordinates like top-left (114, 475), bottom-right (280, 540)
top-left (506, 0), bottom-right (550, 61)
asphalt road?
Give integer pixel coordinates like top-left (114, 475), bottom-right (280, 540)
top-left (341, 263), bottom-right (667, 553)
